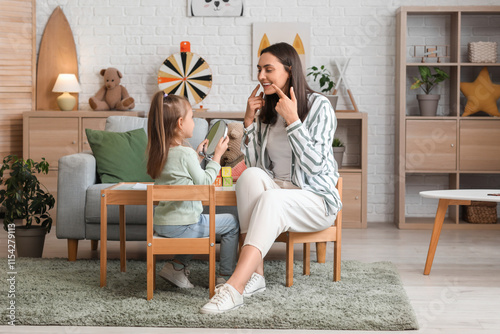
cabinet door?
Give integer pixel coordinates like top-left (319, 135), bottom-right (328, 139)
top-left (460, 120), bottom-right (500, 171)
top-left (406, 120), bottom-right (457, 171)
top-left (82, 118), bottom-right (108, 152)
top-left (28, 118), bottom-right (79, 168)
top-left (339, 173), bottom-right (362, 225)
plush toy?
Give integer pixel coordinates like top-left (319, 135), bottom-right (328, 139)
top-left (221, 122), bottom-right (247, 181)
top-left (89, 67), bottom-right (135, 111)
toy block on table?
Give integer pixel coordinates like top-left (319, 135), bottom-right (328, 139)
top-left (214, 176), bottom-right (222, 187)
top-left (221, 166), bottom-right (232, 177)
top-left (222, 177), bottom-right (233, 187)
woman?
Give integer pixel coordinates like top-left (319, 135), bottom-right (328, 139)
top-left (200, 42), bottom-right (342, 314)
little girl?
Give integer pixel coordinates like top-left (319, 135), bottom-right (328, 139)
top-left (146, 91), bottom-right (238, 289)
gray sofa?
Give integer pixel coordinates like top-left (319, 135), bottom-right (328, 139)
top-left (56, 115), bottom-right (232, 260)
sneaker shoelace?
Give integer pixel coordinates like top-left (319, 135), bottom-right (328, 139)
top-left (246, 274), bottom-right (259, 289)
top-left (211, 284), bottom-right (232, 305)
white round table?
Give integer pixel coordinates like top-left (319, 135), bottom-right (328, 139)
top-left (419, 189), bottom-right (500, 275)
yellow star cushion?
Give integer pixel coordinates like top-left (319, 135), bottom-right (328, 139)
top-left (460, 67), bottom-right (500, 117)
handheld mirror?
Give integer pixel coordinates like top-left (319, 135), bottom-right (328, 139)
top-left (200, 120), bottom-right (228, 160)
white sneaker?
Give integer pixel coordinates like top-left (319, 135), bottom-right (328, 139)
top-left (200, 284), bottom-right (244, 314)
top-left (243, 273), bottom-right (266, 297)
top-left (158, 262), bottom-right (194, 288)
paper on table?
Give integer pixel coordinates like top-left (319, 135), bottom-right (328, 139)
top-left (132, 183), bottom-right (148, 190)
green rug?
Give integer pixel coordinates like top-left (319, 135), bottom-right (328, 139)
top-left (0, 258), bottom-right (418, 330)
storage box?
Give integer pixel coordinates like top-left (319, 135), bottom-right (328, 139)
top-left (463, 201), bottom-right (497, 224)
top-left (468, 42), bottom-right (497, 63)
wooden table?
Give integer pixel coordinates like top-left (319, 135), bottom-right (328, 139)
top-left (420, 189), bottom-right (500, 275)
top-left (100, 182), bottom-right (236, 287)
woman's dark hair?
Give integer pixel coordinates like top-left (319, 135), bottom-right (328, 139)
top-left (259, 42), bottom-right (315, 125)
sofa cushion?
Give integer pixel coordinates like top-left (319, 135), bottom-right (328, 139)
top-left (105, 115), bottom-right (209, 150)
top-left (85, 183), bottom-right (148, 224)
top-left (85, 128), bottom-right (153, 183)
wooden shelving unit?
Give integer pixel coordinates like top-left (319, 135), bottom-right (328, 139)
top-left (23, 110), bottom-right (145, 210)
top-left (395, 6), bottom-right (500, 229)
top-left (194, 110), bottom-right (368, 228)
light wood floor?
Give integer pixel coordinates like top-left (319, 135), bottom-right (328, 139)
top-left (1, 222), bottom-right (500, 334)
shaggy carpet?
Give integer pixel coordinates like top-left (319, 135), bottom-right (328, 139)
top-left (0, 258), bottom-right (418, 330)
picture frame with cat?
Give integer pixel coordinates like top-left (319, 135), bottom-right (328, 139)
top-left (188, 0), bottom-right (245, 17)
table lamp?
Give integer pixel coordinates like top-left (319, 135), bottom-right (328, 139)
top-left (52, 73), bottom-right (80, 111)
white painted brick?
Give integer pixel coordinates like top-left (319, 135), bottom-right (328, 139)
top-left (38, 0), bottom-right (485, 224)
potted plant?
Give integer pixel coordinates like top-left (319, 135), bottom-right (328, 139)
top-left (0, 155), bottom-right (55, 257)
top-left (410, 66), bottom-right (450, 116)
top-left (307, 65), bottom-right (338, 110)
top-left (332, 138), bottom-right (345, 169)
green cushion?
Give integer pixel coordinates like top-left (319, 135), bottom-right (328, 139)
top-left (85, 128), bottom-right (153, 183)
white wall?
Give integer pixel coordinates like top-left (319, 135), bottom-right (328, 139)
top-left (36, 0), bottom-right (500, 223)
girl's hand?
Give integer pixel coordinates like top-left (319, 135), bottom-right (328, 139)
top-left (272, 84), bottom-right (299, 126)
top-left (196, 139), bottom-right (208, 156)
top-left (212, 135), bottom-right (230, 164)
top-left (245, 84), bottom-right (265, 128)
top-left (196, 139), bottom-right (209, 162)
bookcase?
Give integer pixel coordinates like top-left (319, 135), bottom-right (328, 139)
top-left (395, 6), bottom-right (500, 229)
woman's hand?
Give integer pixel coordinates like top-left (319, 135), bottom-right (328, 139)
top-left (272, 84), bottom-right (299, 126)
top-left (212, 135), bottom-right (230, 164)
top-left (245, 84), bottom-right (265, 128)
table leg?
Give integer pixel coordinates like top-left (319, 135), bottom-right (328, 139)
top-left (120, 205), bottom-right (126, 272)
top-left (100, 192), bottom-right (108, 287)
top-left (424, 199), bottom-right (449, 275)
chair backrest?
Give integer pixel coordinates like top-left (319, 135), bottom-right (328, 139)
top-left (146, 184), bottom-right (216, 245)
top-left (334, 177), bottom-right (343, 230)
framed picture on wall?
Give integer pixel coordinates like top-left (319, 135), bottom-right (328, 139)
top-left (188, 0), bottom-right (245, 17)
top-left (252, 22), bottom-right (310, 80)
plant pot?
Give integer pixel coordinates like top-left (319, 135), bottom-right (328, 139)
top-left (326, 95), bottom-right (339, 110)
top-left (333, 146), bottom-right (345, 169)
top-left (15, 225), bottom-right (47, 257)
top-left (417, 94), bottom-right (440, 116)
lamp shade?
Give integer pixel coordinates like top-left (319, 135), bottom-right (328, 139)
top-left (52, 74), bottom-right (80, 93)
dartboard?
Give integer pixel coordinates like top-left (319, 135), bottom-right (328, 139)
top-left (157, 52), bottom-right (212, 105)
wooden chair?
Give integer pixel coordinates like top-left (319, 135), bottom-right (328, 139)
top-left (239, 177), bottom-right (343, 287)
top-left (147, 184), bottom-right (216, 300)
top-left (276, 177), bottom-right (343, 286)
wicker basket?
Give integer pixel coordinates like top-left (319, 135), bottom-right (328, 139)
top-left (464, 201), bottom-right (497, 224)
top-left (468, 42), bottom-right (498, 63)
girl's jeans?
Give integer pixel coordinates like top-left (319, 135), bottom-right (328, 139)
top-left (154, 213), bottom-right (239, 276)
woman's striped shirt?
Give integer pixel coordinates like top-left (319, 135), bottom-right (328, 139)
top-left (242, 93), bottom-right (342, 216)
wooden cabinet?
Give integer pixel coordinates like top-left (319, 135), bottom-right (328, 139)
top-left (460, 120), bottom-right (500, 171)
top-left (396, 6), bottom-right (500, 229)
top-left (23, 111), bottom-right (145, 205)
top-left (193, 111), bottom-right (368, 228)
top-left (406, 120), bottom-right (456, 171)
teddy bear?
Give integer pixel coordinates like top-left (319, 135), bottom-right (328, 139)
top-left (221, 122), bottom-right (247, 181)
top-left (89, 67), bottom-right (135, 111)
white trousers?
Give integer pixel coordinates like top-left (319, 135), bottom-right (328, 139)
top-left (235, 167), bottom-right (337, 258)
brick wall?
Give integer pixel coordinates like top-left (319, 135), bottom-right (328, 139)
top-left (36, 0), bottom-right (499, 223)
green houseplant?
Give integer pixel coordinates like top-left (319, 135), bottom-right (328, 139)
top-left (307, 65), bottom-right (338, 109)
top-left (332, 138), bottom-right (345, 169)
top-left (0, 155), bottom-right (55, 257)
top-left (410, 66), bottom-right (450, 116)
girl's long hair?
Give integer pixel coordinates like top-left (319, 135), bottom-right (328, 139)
top-left (147, 92), bottom-right (189, 179)
top-left (259, 42), bottom-right (315, 125)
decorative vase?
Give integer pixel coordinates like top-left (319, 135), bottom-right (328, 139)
top-left (333, 146), bottom-right (345, 169)
top-left (417, 94), bottom-right (440, 116)
top-left (15, 225), bottom-right (47, 258)
top-left (326, 95), bottom-right (339, 110)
